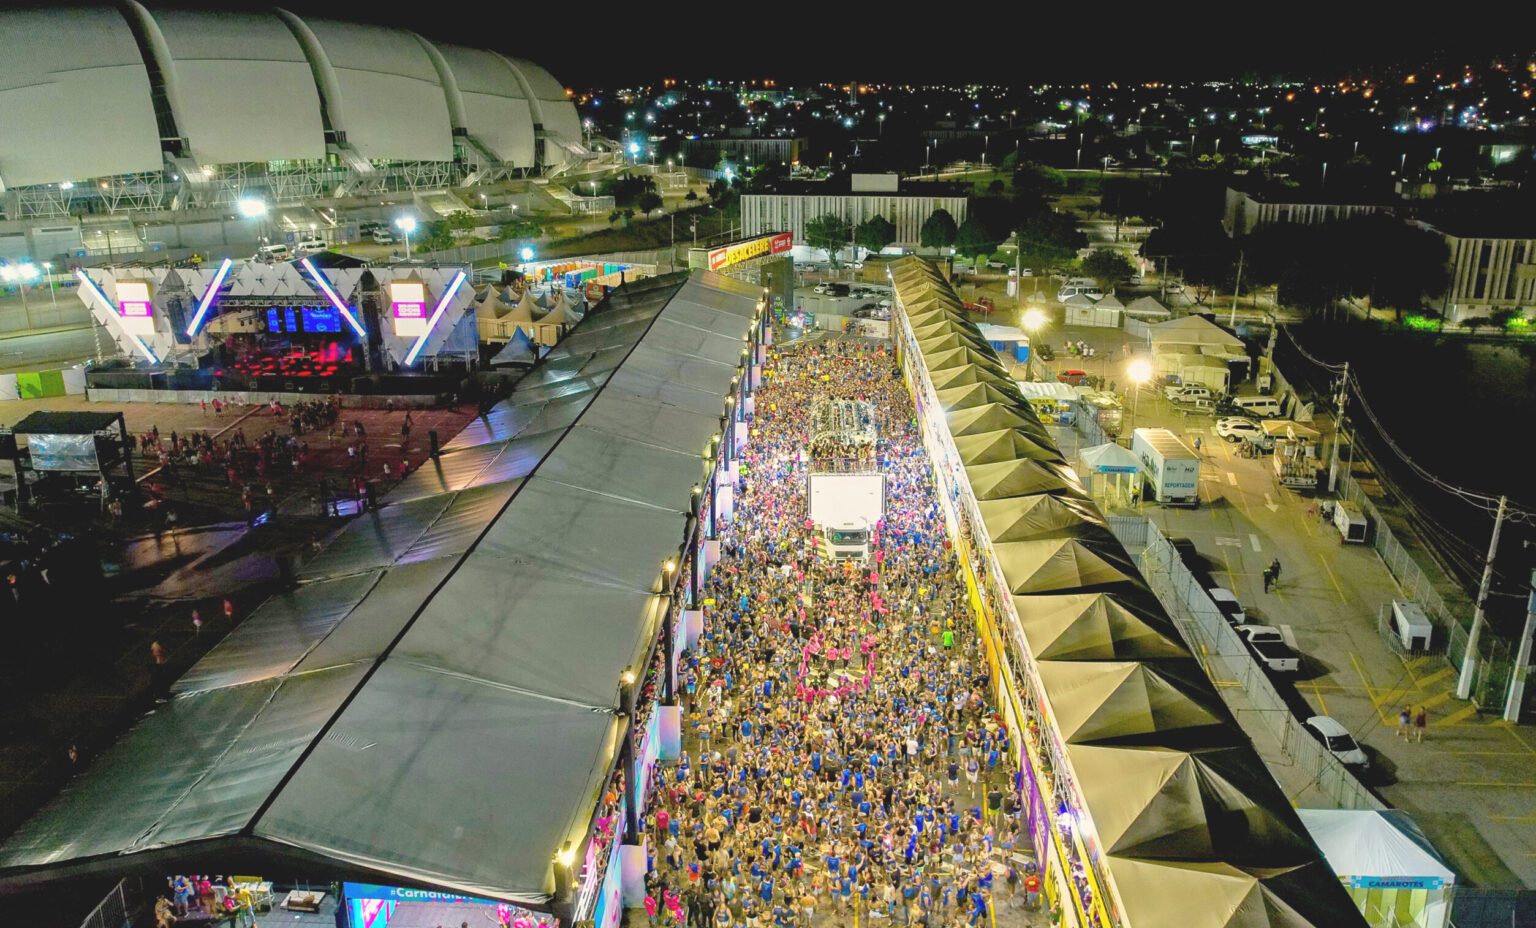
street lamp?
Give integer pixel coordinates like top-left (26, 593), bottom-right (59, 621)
top-left (40, 262), bottom-right (57, 310)
top-left (395, 215), bottom-right (417, 260)
top-left (1127, 357), bottom-right (1153, 437)
top-left (878, 113), bottom-right (885, 139)
top-left (0, 262), bottom-right (40, 329)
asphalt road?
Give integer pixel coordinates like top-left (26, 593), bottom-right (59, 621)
top-left (0, 325), bottom-right (100, 374)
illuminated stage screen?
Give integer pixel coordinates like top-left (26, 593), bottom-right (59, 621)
top-left (266, 305), bottom-right (343, 334)
top-left (28, 434), bottom-right (102, 472)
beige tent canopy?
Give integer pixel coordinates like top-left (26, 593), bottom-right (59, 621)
top-left (964, 458), bottom-right (1087, 501)
top-left (1037, 660), bottom-right (1228, 744)
top-left (946, 403), bottom-right (1046, 437)
top-left (977, 494), bottom-right (1104, 541)
top-left (1071, 743), bottom-right (1317, 863)
top-left (888, 256), bottom-right (1368, 928)
top-left (991, 537), bottom-right (1143, 595)
top-left (1124, 295), bottom-right (1173, 319)
top-left (919, 330), bottom-right (995, 355)
top-left (954, 430), bottom-right (1067, 467)
top-left (935, 382), bottom-right (1028, 412)
top-left (1009, 591), bottom-right (1189, 661)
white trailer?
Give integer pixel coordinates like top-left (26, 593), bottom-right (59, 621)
top-left (1132, 427), bottom-right (1201, 507)
top-left (808, 472), bottom-right (886, 563)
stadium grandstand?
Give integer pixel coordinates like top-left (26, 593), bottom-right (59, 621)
top-left (0, 3), bottom-right (592, 237)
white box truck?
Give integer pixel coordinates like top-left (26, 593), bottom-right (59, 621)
top-left (808, 472), bottom-right (886, 564)
top-left (1132, 428), bottom-right (1201, 507)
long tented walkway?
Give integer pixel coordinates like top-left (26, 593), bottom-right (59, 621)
top-left (639, 335), bottom-right (1045, 928)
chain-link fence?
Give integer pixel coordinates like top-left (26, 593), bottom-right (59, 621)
top-left (1113, 518), bottom-right (1386, 811)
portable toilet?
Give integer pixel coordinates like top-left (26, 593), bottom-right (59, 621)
top-left (1333, 499), bottom-right (1368, 543)
top-left (1391, 601), bottom-right (1434, 652)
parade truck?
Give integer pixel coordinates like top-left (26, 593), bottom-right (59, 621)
top-left (808, 398), bottom-right (886, 564)
top-left (1132, 427), bottom-right (1201, 507)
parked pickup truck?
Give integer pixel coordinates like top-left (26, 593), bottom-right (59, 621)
top-left (1246, 637), bottom-right (1300, 673)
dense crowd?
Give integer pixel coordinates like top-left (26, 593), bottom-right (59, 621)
top-left (640, 336), bottom-right (1040, 928)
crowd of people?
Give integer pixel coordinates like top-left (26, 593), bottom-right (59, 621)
top-left (638, 335), bottom-right (1043, 928)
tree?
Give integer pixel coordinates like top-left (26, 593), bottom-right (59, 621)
top-left (419, 220), bottom-right (456, 253)
top-left (601, 173), bottom-right (659, 208)
top-left (1015, 210), bottom-right (1086, 272)
top-left (954, 217), bottom-right (1000, 267)
top-left (637, 191), bottom-right (664, 214)
top-left (805, 213), bottom-right (852, 264)
top-left (1082, 249), bottom-right (1135, 289)
top-left (919, 208), bottom-right (958, 253)
top-left (853, 215), bottom-right (896, 255)
top-left (1098, 177), bottom-right (1153, 240)
top-left (986, 179), bottom-right (1006, 196)
top-left (684, 190), bottom-right (699, 202)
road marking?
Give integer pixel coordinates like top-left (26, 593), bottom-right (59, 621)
top-left (1310, 680), bottom-right (1330, 715)
top-left (1263, 492), bottom-right (1279, 513)
top-left (1216, 537), bottom-right (1242, 547)
top-left (1249, 533), bottom-right (1262, 552)
top-left (1433, 703), bottom-right (1480, 727)
top-left (1348, 653), bottom-right (1390, 722)
top-left (1226, 471), bottom-right (1238, 486)
top-left (1317, 553), bottom-right (1349, 603)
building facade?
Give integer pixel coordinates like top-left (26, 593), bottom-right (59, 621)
top-left (1222, 187), bottom-right (1384, 237)
top-left (1423, 223), bottom-right (1536, 321)
top-left (743, 176), bottom-right (967, 250)
top-left (680, 137), bottom-right (804, 168)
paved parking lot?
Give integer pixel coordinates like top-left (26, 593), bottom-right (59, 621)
top-left (1037, 320), bottom-right (1536, 890)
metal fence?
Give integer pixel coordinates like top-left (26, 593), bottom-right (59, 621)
top-left (1334, 469), bottom-right (1514, 709)
top-left (79, 878), bottom-right (142, 928)
top-left (1113, 517), bottom-right (1387, 811)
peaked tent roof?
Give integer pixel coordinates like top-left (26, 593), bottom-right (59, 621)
top-left (1125, 295), bottom-right (1172, 318)
top-left (889, 256), bottom-right (1366, 928)
top-left (1295, 809), bottom-right (1454, 882)
top-left (1149, 314), bottom-right (1246, 351)
top-left (991, 537), bottom-right (1142, 595)
top-left (1096, 293), bottom-right (1126, 310)
top-left (0, 271), bottom-right (764, 904)
top-left (1010, 592), bottom-right (1189, 661)
top-left (1079, 441), bottom-right (1142, 474)
top-left (964, 458), bottom-right (1087, 501)
top-left (953, 431), bottom-right (1067, 467)
top-left (935, 382), bottom-right (1028, 413)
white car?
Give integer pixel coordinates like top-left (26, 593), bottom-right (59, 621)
top-left (1206, 587), bottom-right (1246, 625)
top-left (1216, 417), bottom-right (1263, 442)
top-left (813, 283), bottom-right (831, 295)
top-left (1165, 282), bottom-right (1186, 294)
top-left (1128, 274), bottom-right (1144, 285)
top-left (1234, 624), bottom-right (1284, 644)
top-left (295, 237), bottom-right (328, 253)
top-left (1305, 716), bottom-right (1369, 769)
top-left (1165, 384), bottom-right (1213, 402)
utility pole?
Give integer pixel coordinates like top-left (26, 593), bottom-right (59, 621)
top-left (1326, 362), bottom-right (1348, 493)
top-left (1229, 249), bottom-right (1244, 327)
top-left (1458, 495), bottom-right (1509, 701)
top-left (1503, 568), bottom-right (1536, 722)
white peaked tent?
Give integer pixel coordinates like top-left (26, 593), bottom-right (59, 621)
top-left (1124, 295), bottom-right (1172, 319)
top-left (1298, 809), bottom-right (1455, 928)
top-left (489, 327), bottom-right (539, 367)
top-left (1078, 441), bottom-right (1142, 504)
top-left (515, 290), bottom-right (547, 319)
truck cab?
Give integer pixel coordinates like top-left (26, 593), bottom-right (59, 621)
top-left (822, 519), bottom-right (872, 564)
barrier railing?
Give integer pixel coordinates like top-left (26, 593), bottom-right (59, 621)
top-left (1119, 517), bottom-right (1386, 811)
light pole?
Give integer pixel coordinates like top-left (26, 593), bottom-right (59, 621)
top-left (1127, 357), bottom-right (1152, 439)
top-left (41, 262), bottom-right (57, 310)
top-left (0, 262), bottom-right (39, 329)
top-left (395, 215), bottom-right (417, 260)
top-left (878, 113), bottom-right (885, 139)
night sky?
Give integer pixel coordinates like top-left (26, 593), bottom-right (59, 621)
top-left (6, 1), bottom-right (1525, 85)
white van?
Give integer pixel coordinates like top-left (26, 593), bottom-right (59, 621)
top-left (296, 237), bottom-right (328, 253)
top-left (1231, 396), bottom-right (1283, 418)
top-left (256, 243), bottom-right (291, 260)
top-left (1056, 285), bottom-right (1104, 302)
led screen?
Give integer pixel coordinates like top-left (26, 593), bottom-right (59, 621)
top-left (28, 434), bottom-right (101, 472)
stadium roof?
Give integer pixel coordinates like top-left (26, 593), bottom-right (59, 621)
top-left (890, 257), bottom-right (1368, 928)
top-left (0, 4), bottom-right (580, 187)
top-left (0, 271), bottom-right (763, 904)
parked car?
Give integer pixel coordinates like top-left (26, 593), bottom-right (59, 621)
top-left (1165, 281), bottom-right (1186, 294)
top-left (985, 259), bottom-right (1009, 270)
top-left (1164, 383), bottom-right (1213, 403)
top-left (370, 229), bottom-right (395, 245)
top-left (1206, 587), bottom-right (1246, 625)
top-left (1036, 343), bottom-right (1054, 362)
top-left (813, 283), bottom-right (832, 294)
top-left (1234, 625), bottom-right (1284, 644)
top-left (852, 305), bottom-right (890, 321)
top-left (1216, 417), bottom-right (1265, 443)
top-left (1305, 716), bottom-right (1370, 769)
top-left (296, 236), bottom-right (329, 253)
top-left (1019, 267), bottom-right (1033, 277)
top-left (1056, 369), bottom-right (1091, 386)
top-left (1127, 274), bottom-right (1144, 285)
top-left (1170, 396), bottom-right (1216, 417)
